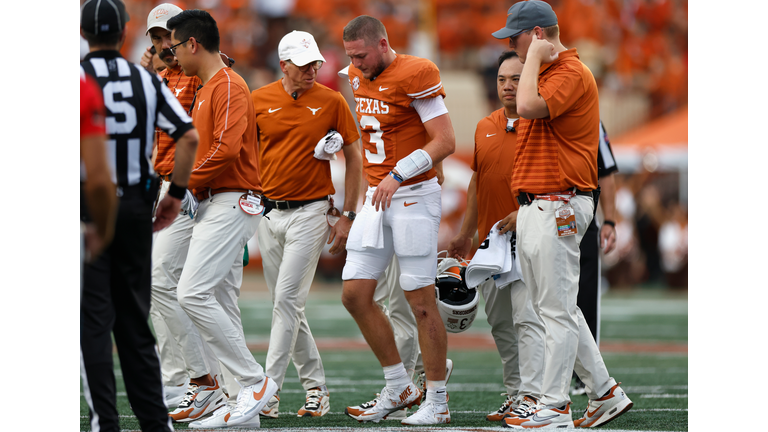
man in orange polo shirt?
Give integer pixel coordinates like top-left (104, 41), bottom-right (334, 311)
top-left (492, 1), bottom-right (632, 428)
top-left (250, 30), bottom-right (362, 418)
top-left (139, 4), bottom-right (226, 419)
top-left (447, 50), bottom-right (545, 423)
top-left (167, 9), bottom-right (277, 429)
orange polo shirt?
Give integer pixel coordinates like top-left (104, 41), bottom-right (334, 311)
top-left (251, 79), bottom-right (359, 201)
top-left (511, 48), bottom-right (599, 194)
top-left (154, 64), bottom-right (202, 176)
top-left (472, 108), bottom-right (519, 241)
top-left (188, 67), bottom-right (262, 195)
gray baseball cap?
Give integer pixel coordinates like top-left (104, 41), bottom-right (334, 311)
top-left (492, 0), bottom-right (558, 39)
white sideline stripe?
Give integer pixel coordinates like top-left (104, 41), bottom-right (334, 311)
top-left (640, 393), bottom-right (688, 398)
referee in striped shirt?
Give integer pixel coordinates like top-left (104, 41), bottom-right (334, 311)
top-left (79, 1), bottom-right (199, 431)
top-left (573, 121), bottom-right (619, 394)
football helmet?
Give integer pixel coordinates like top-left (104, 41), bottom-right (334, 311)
top-left (434, 254), bottom-right (479, 333)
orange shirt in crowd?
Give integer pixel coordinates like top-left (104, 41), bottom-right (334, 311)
top-left (472, 108), bottom-right (519, 241)
top-left (512, 49), bottom-right (599, 195)
top-left (154, 64), bottom-right (202, 176)
top-left (188, 67), bottom-right (262, 196)
top-left (346, 54), bottom-right (446, 187)
top-left (251, 79), bottom-right (360, 201)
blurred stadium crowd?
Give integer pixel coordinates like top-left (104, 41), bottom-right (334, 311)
top-left (83, 0), bottom-right (688, 289)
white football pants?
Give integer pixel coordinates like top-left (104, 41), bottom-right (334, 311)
top-left (150, 206), bottom-right (222, 388)
top-left (259, 200), bottom-right (328, 391)
top-left (479, 278), bottom-right (545, 398)
top-left (517, 195), bottom-right (615, 406)
top-left (177, 192), bottom-right (264, 388)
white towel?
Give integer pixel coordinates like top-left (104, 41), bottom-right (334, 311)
top-left (361, 192), bottom-right (385, 249)
top-left (314, 130), bottom-right (343, 161)
top-left (466, 221), bottom-right (522, 288)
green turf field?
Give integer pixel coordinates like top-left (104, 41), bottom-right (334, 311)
top-left (80, 288), bottom-right (687, 431)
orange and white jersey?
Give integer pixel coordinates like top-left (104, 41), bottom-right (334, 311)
top-left (345, 54), bottom-right (446, 187)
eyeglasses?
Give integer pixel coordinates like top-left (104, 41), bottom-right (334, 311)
top-left (169, 38), bottom-right (191, 56)
top-left (287, 60), bottom-right (324, 72)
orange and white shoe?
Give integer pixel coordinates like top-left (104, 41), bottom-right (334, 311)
top-left (297, 387), bottom-right (330, 417)
top-left (504, 402), bottom-right (574, 429)
top-left (401, 401), bottom-right (450, 425)
top-left (260, 394), bottom-right (279, 418)
top-left (226, 376), bottom-right (279, 427)
top-left (344, 394), bottom-right (405, 420)
top-left (573, 383), bottom-right (633, 428)
top-left (487, 393), bottom-right (522, 421)
top-left (168, 375), bottom-right (226, 423)
top-left (349, 383), bottom-right (422, 423)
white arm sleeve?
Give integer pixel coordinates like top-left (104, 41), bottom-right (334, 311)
top-left (411, 96), bottom-right (449, 123)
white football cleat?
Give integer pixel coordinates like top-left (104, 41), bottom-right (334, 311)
top-left (352, 383), bottom-right (422, 423)
top-left (401, 400), bottom-right (451, 425)
top-left (226, 376), bottom-right (279, 426)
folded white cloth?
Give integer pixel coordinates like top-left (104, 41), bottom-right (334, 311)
top-left (314, 130), bottom-right (344, 160)
top-left (180, 189), bottom-right (199, 219)
top-left (361, 190), bottom-right (385, 249)
top-left (466, 221), bottom-right (522, 288)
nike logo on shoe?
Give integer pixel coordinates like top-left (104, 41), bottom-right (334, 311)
top-left (193, 391), bottom-right (214, 408)
top-left (398, 386), bottom-right (413, 404)
top-left (531, 412), bottom-right (559, 422)
top-left (268, 107), bottom-right (282, 113)
top-left (253, 377), bottom-right (271, 401)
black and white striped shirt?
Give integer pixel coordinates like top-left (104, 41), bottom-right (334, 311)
top-left (80, 50), bottom-right (193, 187)
top-left (597, 121), bottom-right (618, 179)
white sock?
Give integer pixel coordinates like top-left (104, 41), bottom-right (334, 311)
top-left (426, 381), bottom-right (447, 404)
top-left (383, 363), bottom-right (411, 388)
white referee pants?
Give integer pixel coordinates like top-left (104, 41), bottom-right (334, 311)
top-left (258, 200), bottom-right (329, 391)
top-left (151, 211), bottom-right (221, 387)
top-left (517, 195), bottom-right (615, 406)
top-left (177, 192), bottom-right (264, 388)
top-left (479, 278), bottom-right (546, 398)
top-left (374, 255), bottom-right (420, 377)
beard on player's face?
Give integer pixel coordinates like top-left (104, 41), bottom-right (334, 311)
top-left (367, 56), bottom-right (387, 80)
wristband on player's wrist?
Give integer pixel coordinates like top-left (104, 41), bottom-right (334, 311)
top-left (389, 171), bottom-right (404, 183)
top-left (603, 220), bottom-right (616, 228)
top-left (167, 182), bottom-right (186, 200)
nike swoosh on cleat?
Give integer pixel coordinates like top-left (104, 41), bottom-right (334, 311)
top-left (587, 407), bottom-right (600, 417)
top-left (193, 391), bottom-right (214, 408)
top-left (531, 413), bottom-right (559, 422)
top-left (252, 377), bottom-right (271, 401)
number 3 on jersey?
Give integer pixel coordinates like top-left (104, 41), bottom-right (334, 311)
top-left (360, 115), bottom-right (385, 164)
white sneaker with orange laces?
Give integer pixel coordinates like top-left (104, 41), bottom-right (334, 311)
top-left (168, 375), bottom-right (226, 423)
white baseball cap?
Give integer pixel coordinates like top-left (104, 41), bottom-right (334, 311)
top-left (146, 3), bottom-right (183, 35)
top-left (278, 31), bottom-right (326, 67)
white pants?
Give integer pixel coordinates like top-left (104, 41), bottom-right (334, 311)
top-left (259, 200), bottom-right (329, 390)
top-left (517, 195), bottom-right (615, 406)
top-left (374, 255), bottom-right (420, 377)
top-left (343, 179), bottom-right (442, 291)
top-left (177, 192), bottom-right (264, 388)
top-left (151, 211), bottom-right (221, 386)
top-left (479, 278), bottom-right (545, 397)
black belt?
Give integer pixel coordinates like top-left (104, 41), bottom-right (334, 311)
top-left (517, 189), bottom-right (592, 206)
top-left (264, 196), bottom-right (328, 210)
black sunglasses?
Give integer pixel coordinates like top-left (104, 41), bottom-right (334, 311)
top-left (169, 38), bottom-right (191, 56)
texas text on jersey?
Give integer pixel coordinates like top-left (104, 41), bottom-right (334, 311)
top-left (346, 54), bottom-right (446, 187)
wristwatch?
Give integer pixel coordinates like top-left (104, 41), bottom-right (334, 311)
top-left (343, 210), bottom-right (356, 221)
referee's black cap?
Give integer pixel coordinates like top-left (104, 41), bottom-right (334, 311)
top-left (81, 0), bottom-right (130, 36)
